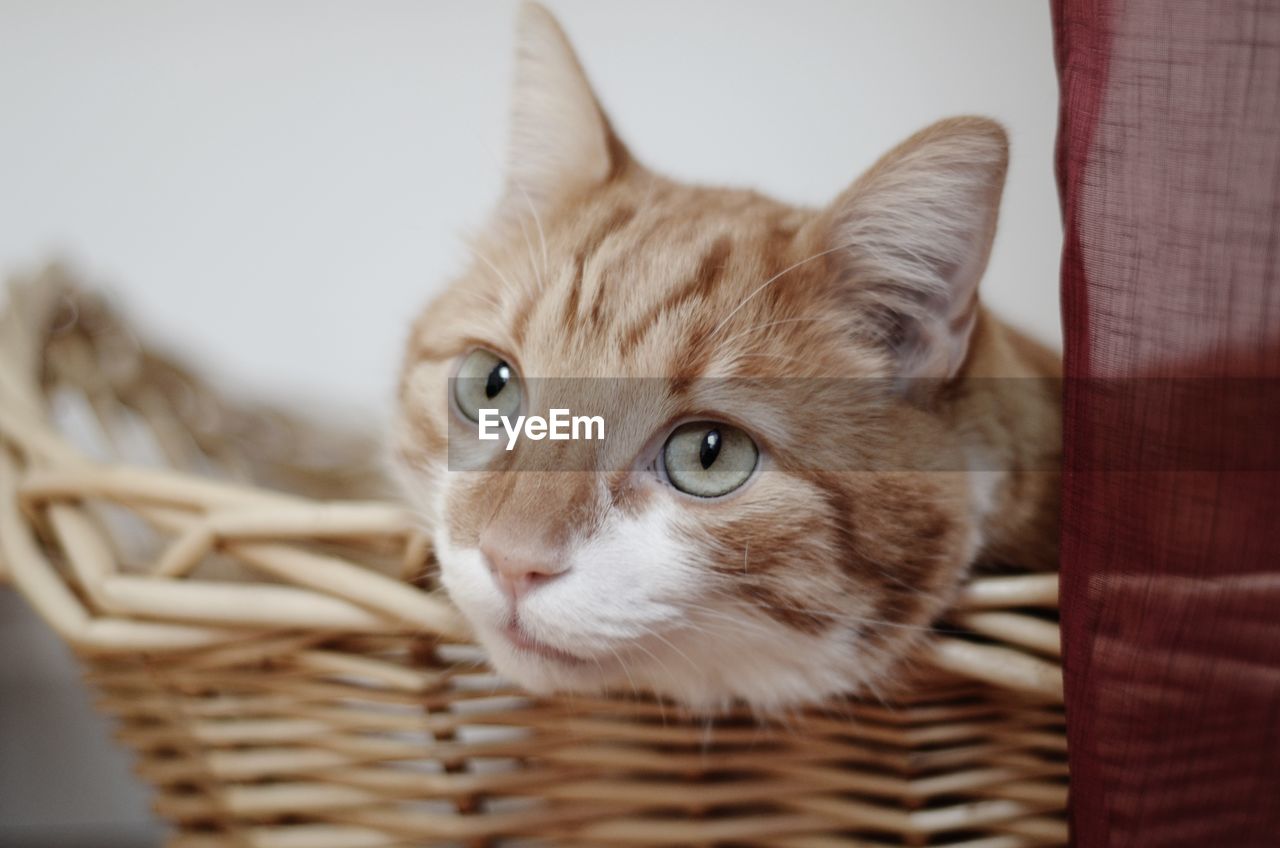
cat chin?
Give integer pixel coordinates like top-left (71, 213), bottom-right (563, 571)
top-left (490, 655), bottom-right (877, 715)
top-left (478, 620), bottom-right (886, 715)
top-left (444, 560), bottom-right (895, 712)
top-left (432, 510), bottom-right (902, 713)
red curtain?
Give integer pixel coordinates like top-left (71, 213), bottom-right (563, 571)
top-left (1054, 0), bottom-right (1280, 844)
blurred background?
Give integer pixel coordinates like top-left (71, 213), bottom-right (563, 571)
top-left (0, 1), bottom-right (1060, 844)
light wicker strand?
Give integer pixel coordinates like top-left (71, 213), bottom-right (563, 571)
top-left (0, 268), bottom-right (1067, 847)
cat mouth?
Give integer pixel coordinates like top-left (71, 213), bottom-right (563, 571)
top-left (501, 620), bottom-right (590, 666)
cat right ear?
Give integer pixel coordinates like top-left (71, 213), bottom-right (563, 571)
top-left (811, 117), bottom-right (1009, 381)
top-left (503, 2), bottom-right (629, 208)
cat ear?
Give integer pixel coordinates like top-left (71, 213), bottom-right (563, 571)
top-left (504, 2), bottom-right (628, 207)
top-left (813, 117), bottom-right (1008, 380)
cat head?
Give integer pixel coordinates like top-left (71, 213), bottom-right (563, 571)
top-left (393, 3), bottom-right (1010, 711)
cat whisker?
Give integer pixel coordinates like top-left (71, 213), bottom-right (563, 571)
top-left (622, 631), bottom-right (681, 674)
top-left (861, 553), bottom-right (934, 594)
top-left (514, 213), bottom-right (545, 293)
top-left (511, 178), bottom-right (550, 277)
top-left (477, 134), bottom-right (549, 285)
top-left (700, 715), bottom-right (717, 758)
top-left (664, 617), bottom-right (769, 646)
top-left (465, 244), bottom-right (522, 294)
top-left (633, 624), bottom-right (702, 675)
top-left (696, 586), bottom-right (959, 635)
top-left (708, 243), bottom-right (850, 342)
top-left (714, 315), bottom-right (836, 350)
top-left (601, 641), bottom-right (644, 704)
top-left (726, 351), bottom-right (818, 369)
top-left (622, 639), bottom-right (684, 723)
top-left (672, 602), bottom-right (785, 639)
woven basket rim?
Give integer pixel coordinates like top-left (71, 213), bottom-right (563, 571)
top-left (0, 265), bottom-right (1063, 703)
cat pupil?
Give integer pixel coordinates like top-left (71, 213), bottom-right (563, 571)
top-left (699, 429), bottom-right (721, 470)
top-left (485, 363), bottom-right (510, 399)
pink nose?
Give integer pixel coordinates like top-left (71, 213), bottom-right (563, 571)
top-left (479, 534), bottom-right (567, 602)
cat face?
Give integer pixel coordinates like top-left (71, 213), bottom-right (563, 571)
top-left (392, 3), bottom-right (1010, 711)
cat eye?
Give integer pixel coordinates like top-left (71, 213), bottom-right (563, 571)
top-left (454, 349), bottom-right (522, 423)
top-left (662, 422), bottom-right (759, 498)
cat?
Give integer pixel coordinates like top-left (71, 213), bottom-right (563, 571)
top-left (392, 2), bottom-right (1060, 712)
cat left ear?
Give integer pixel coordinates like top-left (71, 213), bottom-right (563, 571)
top-left (812, 117), bottom-right (1008, 380)
top-left (504, 3), bottom-right (629, 208)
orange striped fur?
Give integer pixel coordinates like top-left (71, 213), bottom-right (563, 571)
top-left (392, 4), bottom-right (1059, 710)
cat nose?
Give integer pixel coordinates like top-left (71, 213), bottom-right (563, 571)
top-left (479, 536), bottom-right (567, 601)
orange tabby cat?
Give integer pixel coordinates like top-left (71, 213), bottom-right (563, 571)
top-left (392, 3), bottom-right (1060, 710)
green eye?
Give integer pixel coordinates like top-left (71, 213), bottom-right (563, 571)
top-left (454, 349), bottom-right (522, 423)
top-left (662, 422), bottom-right (759, 498)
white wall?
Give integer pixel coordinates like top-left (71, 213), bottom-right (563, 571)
top-left (0, 0), bottom-right (1060, 408)
top-left (0, 1), bottom-right (1061, 841)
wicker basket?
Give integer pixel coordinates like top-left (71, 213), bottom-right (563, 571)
top-left (0, 267), bottom-right (1067, 847)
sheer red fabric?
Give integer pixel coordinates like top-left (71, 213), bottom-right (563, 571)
top-left (1054, 1), bottom-right (1280, 844)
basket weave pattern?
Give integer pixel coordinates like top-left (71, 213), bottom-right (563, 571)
top-left (0, 270), bottom-right (1067, 847)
